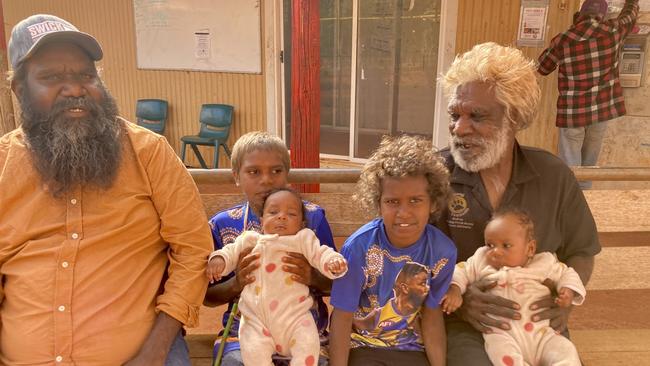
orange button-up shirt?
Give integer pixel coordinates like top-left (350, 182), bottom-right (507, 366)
top-left (0, 119), bottom-right (212, 365)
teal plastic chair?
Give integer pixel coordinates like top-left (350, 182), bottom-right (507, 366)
top-left (136, 99), bottom-right (168, 134)
top-left (180, 104), bottom-right (234, 169)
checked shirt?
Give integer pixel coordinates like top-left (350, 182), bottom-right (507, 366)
top-left (538, 0), bottom-right (639, 128)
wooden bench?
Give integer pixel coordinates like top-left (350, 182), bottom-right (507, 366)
top-left (187, 168), bottom-right (650, 366)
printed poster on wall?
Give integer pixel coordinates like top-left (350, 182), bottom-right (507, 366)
top-left (517, 0), bottom-right (549, 47)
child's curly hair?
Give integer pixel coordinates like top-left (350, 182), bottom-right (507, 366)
top-left (354, 135), bottom-right (451, 221)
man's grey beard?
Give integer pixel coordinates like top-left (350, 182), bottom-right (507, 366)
top-left (450, 121), bottom-right (511, 173)
top-left (20, 84), bottom-right (122, 197)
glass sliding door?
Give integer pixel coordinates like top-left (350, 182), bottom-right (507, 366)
top-left (320, 0), bottom-right (353, 156)
top-left (283, 0), bottom-right (442, 159)
top-left (354, 0), bottom-right (441, 158)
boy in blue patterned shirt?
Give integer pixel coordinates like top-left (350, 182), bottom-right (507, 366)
top-left (205, 131), bottom-right (335, 366)
top-left (329, 135), bottom-right (457, 366)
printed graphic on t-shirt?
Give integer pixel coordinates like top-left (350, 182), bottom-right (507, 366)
top-left (351, 259), bottom-right (431, 349)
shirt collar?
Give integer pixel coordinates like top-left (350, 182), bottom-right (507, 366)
top-left (573, 14), bottom-right (602, 27)
top-left (511, 141), bottom-right (539, 184)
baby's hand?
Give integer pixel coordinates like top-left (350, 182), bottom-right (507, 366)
top-left (206, 256), bottom-right (226, 284)
top-left (327, 257), bottom-right (348, 276)
top-left (440, 285), bottom-right (463, 314)
top-left (555, 287), bottom-right (575, 308)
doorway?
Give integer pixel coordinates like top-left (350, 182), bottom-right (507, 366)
top-left (281, 0), bottom-right (453, 160)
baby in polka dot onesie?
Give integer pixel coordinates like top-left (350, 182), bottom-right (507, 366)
top-left (441, 208), bottom-right (586, 366)
top-left (207, 188), bottom-right (347, 366)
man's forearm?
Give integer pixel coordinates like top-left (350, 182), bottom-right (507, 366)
top-left (203, 276), bottom-right (242, 307)
top-left (621, 0), bottom-right (639, 22)
top-left (565, 255), bottom-right (595, 285)
top-left (311, 268), bottom-right (333, 295)
top-left (129, 312), bottom-right (182, 364)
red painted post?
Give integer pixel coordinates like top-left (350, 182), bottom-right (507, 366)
top-left (290, 0), bottom-right (320, 193)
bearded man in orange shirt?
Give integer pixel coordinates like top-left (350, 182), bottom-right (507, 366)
top-left (0, 14), bottom-right (212, 365)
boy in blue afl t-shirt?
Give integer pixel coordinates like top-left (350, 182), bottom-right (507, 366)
top-left (329, 135), bottom-right (457, 366)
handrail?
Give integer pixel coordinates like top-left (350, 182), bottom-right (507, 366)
top-left (190, 168), bottom-right (361, 184)
top-left (570, 167), bottom-right (650, 181)
top-left (190, 167), bottom-right (650, 185)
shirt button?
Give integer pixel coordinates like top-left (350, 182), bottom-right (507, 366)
top-left (61, 261), bottom-right (69, 268)
top-left (58, 305), bottom-right (65, 312)
top-left (71, 233), bottom-right (79, 239)
top-left (55, 356), bottom-right (63, 362)
top-left (70, 198), bottom-right (77, 205)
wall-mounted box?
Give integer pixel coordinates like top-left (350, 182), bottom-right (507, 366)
top-left (620, 26), bottom-right (650, 88)
top-left (621, 50), bottom-right (644, 87)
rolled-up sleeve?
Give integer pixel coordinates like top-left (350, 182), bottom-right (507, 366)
top-left (538, 39), bottom-right (561, 76)
top-left (146, 137), bottom-right (213, 327)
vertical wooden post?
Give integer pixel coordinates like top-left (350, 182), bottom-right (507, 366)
top-left (0, 3), bottom-right (16, 137)
top-left (290, 0), bottom-right (320, 193)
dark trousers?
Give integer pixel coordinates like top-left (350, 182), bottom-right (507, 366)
top-left (348, 347), bottom-right (429, 366)
top-left (446, 318), bottom-right (492, 366)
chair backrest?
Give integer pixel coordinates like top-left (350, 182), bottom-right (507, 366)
top-left (136, 99), bottom-right (168, 134)
top-left (198, 104), bottom-right (234, 142)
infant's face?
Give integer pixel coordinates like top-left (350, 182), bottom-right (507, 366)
top-left (261, 190), bottom-right (303, 236)
top-left (484, 214), bottom-right (534, 269)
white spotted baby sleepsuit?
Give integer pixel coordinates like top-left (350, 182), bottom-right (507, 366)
top-left (209, 228), bottom-right (346, 366)
top-left (452, 247), bottom-right (587, 366)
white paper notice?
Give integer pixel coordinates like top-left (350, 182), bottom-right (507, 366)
top-left (519, 7), bottom-right (547, 41)
top-left (195, 29), bottom-right (211, 60)
top-left (517, 2), bottom-right (549, 47)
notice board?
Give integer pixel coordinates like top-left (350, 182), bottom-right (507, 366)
top-left (133, 0), bottom-right (262, 73)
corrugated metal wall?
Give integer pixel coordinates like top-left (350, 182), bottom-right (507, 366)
top-left (456, 0), bottom-right (580, 153)
top-left (2, 0), bottom-right (268, 168)
top-left (4, 0), bottom-right (585, 159)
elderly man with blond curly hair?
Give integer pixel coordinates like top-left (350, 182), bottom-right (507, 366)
top-left (434, 42), bottom-right (601, 366)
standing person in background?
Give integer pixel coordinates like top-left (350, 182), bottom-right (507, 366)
top-left (0, 14), bottom-right (212, 365)
top-left (205, 131), bottom-right (335, 366)
top-left (538, 0), bottom-right (639, 189)
top-left (437, 42), bottom-right (601, 366)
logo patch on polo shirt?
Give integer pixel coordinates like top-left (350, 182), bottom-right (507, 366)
top-left (449, 193), bottom-right (469, 217)
top-left (448, 193), bottom-right (474, 229)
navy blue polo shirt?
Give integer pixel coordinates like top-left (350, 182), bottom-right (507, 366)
top-left (435, 142), bottom-right (601, 263)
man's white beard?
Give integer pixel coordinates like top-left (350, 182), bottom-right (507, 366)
top-left (450, 121), bottom-right (511, 173)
